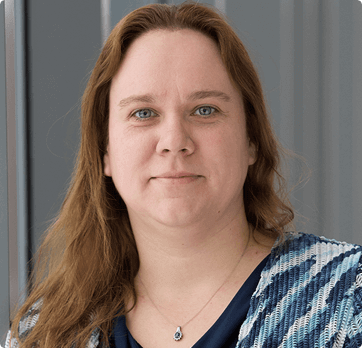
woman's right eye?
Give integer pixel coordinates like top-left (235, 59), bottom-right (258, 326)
top-left (131, 108), bottom-right (157, 121)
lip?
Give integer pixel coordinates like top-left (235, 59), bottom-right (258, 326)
top-left (153, 171), bottom-right (201, 179)
top-left (156, 176), bottom-right (200, 184)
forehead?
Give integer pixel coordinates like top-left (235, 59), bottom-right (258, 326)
top-left (110, 29), bottom-right (241, 104)
top-left (123, 28), bottom-right (220, 61)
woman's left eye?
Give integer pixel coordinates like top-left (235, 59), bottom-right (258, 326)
top-left (130, 105), bottom-right (217, 122)
top-left (194, 106), bottom-right (217, 117)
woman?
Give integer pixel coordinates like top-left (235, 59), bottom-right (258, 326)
top-left (5, 1), bottom-right (362, 347)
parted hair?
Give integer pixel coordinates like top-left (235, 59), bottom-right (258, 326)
top-left (10, 1), bottom-right (296, 347)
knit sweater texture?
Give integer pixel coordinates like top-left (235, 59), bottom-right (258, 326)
top-left (5, 232), bottom-right (362, 347)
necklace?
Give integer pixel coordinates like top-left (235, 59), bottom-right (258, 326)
top-left (138, 226), bottom-right (251, 341)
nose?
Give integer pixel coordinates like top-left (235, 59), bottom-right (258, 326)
top-left (155, 114), bottom-right (195, 157)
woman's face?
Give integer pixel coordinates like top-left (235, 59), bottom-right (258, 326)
top-left (104, 29), bottom-right (256, 230)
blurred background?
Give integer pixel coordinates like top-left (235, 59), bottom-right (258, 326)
top-left (1, 0), bottom-right (362, 337)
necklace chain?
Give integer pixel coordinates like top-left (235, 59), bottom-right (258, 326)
top-left (138, 226), bottom-right (251, 341)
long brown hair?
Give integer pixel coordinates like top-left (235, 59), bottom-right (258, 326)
top-left (10, 1), bottom-right (299, 347)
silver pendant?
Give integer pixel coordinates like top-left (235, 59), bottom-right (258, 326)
top-left (173, 326), bottom-right (182, 341)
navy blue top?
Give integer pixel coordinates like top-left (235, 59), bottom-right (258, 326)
top-left (110, 255), bottom-right (269, 348)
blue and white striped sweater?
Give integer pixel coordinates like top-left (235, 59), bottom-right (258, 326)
top-left (5, 232), bottom-right (362, 347)
top-left (237, 232), bottom-right (362, 347)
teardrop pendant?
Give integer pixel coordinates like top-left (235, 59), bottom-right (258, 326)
top-left (173, 326), bottom-right (183, 341)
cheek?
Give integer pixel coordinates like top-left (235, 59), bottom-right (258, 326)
top-left (107, 127), bottom-right (154, 182)
top-left (206, 127), bottom-right (249, 187)
top-left (199, 129), bottom-right (235, 182)
top-left (205, 126), bottom-right (246, 161)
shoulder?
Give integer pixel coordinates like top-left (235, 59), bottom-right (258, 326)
top-left (263, 231), bottom-right (362, 299)
top-left (269, 231), bottom-right (362, 274)
top-left (239, 232), bottom-right (362, 346)
top-left (4, 299), bottom-right (42, 348)
top-left (18, 299), bottom-right (42, 340)
top-left (4, 299), bottom-right (103, 348)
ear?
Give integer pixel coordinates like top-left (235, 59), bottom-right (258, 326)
top-left (248, 140), bottom-right (257, 166)
top-left (103, 147), bottom-right (112, 177)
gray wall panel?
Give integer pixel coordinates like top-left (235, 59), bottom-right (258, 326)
top-left (110, 0), bottom-right (159, 30)
top-left (27, 0), bottom-right (102, 256)
top-left (227, 0), bottom-right (281, 134)
top-left (351, 0), bottom-right (362, 244)
top-left (338, 0), bottom-right (354, 242)
top-left (0, 0), bottom-right (10, 338)
top-left (14, 0), bottom-right (29, 307)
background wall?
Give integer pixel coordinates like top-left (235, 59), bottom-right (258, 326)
top-left (2, 0), bottom-right (362, 338)
top-left (1, 0), bottom-right (10, 339)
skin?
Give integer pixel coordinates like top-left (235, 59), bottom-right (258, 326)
top-left (104, 29), bottom-right (274, 348)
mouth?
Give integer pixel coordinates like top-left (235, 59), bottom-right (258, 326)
top-left (152, 176), bottom-right (201, 184)
top-left (151, 175), bottom-right (202, 178)
top-left (159, 175), bottom-right (200, 178)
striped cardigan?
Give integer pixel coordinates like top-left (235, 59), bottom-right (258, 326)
top-left (5, 232), bottom-right (362, 347)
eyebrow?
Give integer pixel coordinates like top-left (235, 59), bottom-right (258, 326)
top-left (117, 90), bottom-right (232, 109)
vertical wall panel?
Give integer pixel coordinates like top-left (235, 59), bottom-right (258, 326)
top-left (109, 0), bottom-right (157, 30)
top-left (214, 0), bottom-right (226, 13)
top-left (338, 1), bottom-right (354, 243)
top-left (351, 0), bottom-right (362, 245)
top-left (279, 0), bottom-right (295, 146)
top-left (101, 0), bottom-right (111, 46)
top-left (300, 1), bottom-right (320, 236)
top-left (14, 0), bottom-right (29, 306)
top-left (0, 0), bottom-right (10, 338)
top-left (279, 0), bottom-right (296, 213)
top-left (227, 0), bottom-right (281, 136)
top-left (320, 1), bottom-right (341, 241)
top-left (4, 0), bottom-right (18, 323)
top-left (27, 0), bottom-right (102, 258)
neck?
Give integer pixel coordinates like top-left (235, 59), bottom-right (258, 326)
top-left (130, 207), bottom-right (252, 298)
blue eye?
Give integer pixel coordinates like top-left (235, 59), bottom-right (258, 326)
top-left (194, 106), bottom-right (216, 116)
top-left (130, 106), bottom-right (217, 122)
top-left (132, 109), bottom-right (156, 120)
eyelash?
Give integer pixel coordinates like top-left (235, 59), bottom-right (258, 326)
top-left (129, 105), bottom-right (219, 122)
